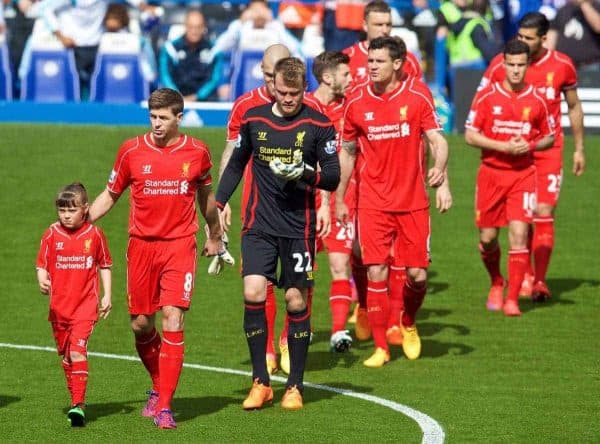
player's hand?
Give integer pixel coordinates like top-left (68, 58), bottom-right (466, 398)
top-left (507, 136), bottom-right (529, 155)
top-left (99, 295), bottom-right (112, 319)
top-left (573, 150), bottom-right (585, 176)
top-left (38, 278), bottom-right (51, 295)
top-left (269, 150), bottom-right (307, 181)
top-left (316, 204), bottom-right (331, 238)
top-left (427, 167), bottom-right (445, 188)
top-left (220, 204), bottom-right (232, 232)
top-left (335, 201), bottom-right (349, 227)
top-left (207, 232), bottom-right (235, 275)
top-left (435, 182), bottom-right (453, 213)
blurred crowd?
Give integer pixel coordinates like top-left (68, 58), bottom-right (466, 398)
top-left (0, 0), bottom-right (598, 102)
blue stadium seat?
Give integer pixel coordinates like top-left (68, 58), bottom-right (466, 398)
top-left (229, 50), bottom-right (264, 99)
top-left (90, 53), bottom-right (149, 103)
top-left (20, 48), bottom-right (80, 102)
top-left (305, 56), bottom-right (318, 92)
top-left (0, 43), bottom-right (12, 101)
top-left (89, 33), bottom-right (149, 104)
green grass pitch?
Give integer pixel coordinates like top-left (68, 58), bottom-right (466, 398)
top-left (0, 124), bottom-right (598, 443)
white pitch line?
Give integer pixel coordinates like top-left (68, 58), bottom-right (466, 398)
top-left (0, 342), bottom-right (445, 444)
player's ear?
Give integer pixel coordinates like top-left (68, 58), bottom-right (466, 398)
top-left (176, 112), bottom-right (183, 124)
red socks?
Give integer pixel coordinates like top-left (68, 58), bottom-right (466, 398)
top-left (265, 282), bottom-right (277, 355)
top-left (62, 358), bottom-right (72, 395)
top-left (402, 281), bottom-right (426, 327)
top-left (351, 261), bottom-right (368, 309)
top-left (367, 280), bottom-right (389, 351)
top-left (70, 360), bottom-right (88, 406)
top-left (479, 242), bottom-right (504, 286)
top-left (507, 249), bottom-right (530, 303)
top-left (329, 279), bottom-right (352, 333)
top-left (533, 217), bottom-right (554, 283)
top-left (157, 330), bottom-right (184, 412)
top-left (135, 328), bottom-right (161, 392)
top-left (388, 266), bottom-right (406, 328)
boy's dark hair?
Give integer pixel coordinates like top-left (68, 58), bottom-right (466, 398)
top-left (274, 57), bottom-right (306, 87)
top-left (56, 182), bottom-right (88, 208)
top-left (148, 88), bottom-right (184, 116)
top-left (365, 0), bottom-right (391, 19)
top-left (369, 36), bottom-right (407, 62)
top-left (504, 39), bottom-right (530, 58)
top-left (312, 51), bottom-right (350, 83)
top-left (518, 12), bottom-right (550, 37)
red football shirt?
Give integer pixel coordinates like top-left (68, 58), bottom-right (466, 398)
top-left (342, 77), bottom-right (441, 212)
top-left (477, 49), bottom-right (577, 153)
top-left (466, 82), bottom-right (554, 170)
top-left (304, 92), bottom-right (357, 213)
top-left (227, 85), bottom-right (273, 142)
top-left (343, 41), bottom-right (423, 87)
top-left (107, 134), bottom-right (213, 239)
top-left (36, 222), bottom-right (112, 323)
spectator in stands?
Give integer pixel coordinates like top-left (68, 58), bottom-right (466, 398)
top-left (437, 0), bottom-right (501, 98)
top-left (28, 0), bottom-right (156, 99)
top-left (3, 0), bottom-right (38, 97)
top-left (209, 0), bottom-right (302, 58)
top-left (159, 9), bottom-right (223, 102)
top-left (322, 0), bottom-right (364, 51)
top-left (547, 0), bottom-right (600, 70)
top-left (102, 3), bottom-right (157, 86)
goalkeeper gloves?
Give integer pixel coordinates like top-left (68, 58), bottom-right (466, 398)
top-left (269, 149), bottom-right (313, 181)
top-left (208, 232), bottom-right (235, 275)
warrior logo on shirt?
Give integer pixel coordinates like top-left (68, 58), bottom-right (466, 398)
top-left (181, 162), bottom-right (191, 178)
top-left (399, 106), bottom-right (408, 121)
top-left (257, 131), bottom-right (267, 141)
top-left (492, 106), bottom-right (503, 115)
top-left (83, 239), bottom-right (92, 253)
top-left (56, 242), bottom-right (64, 250)
top-left (295, 131), bottom-right (306, 147)
top-left (142, 164), bottom-right (152, 175)
top-left (521, 107), bottom-right (531, 121)
top-left (364, 112), bottom-right (375, 121)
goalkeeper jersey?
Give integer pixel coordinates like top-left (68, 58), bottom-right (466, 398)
top-left (216, 103), bottom-right (340, 239)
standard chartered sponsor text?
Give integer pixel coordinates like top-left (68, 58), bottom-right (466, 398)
top-left (143, 179), bottom-right (181, 195)
top-left (258, 146), bottom-right (293, 163)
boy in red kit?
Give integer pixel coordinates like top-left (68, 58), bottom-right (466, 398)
top-left (89, 88), bottom-right (223, 429)
top-left (36, 182), bottom-right (112, 427)
top-left (336, 36), bottom-right (449, 367)
top-left (476, 12), bottom-right (585, 301)
top-left (466, 39), bottom-right (555, 316)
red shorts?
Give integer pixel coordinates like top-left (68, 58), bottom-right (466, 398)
top-left (533, 146), bottom-right (563, 206)
top-left (475, 164), bottom-right (536, 228)
top-left (357, 207), bottom-right (430, 268)
top-left (126, 235), bottom-right (197, 314)
top-left (51, 320), bottom-right (95, 356)
top-left (534, 158), bottom-right (563, 207)
top-left (322, 219), bottom-right (354, 254)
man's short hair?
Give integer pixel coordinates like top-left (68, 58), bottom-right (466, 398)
top-left (364, 0), bottom-right (391, 19)
top-left (518, 12), bottom-right (550, 37)
top-left (56, 182), bottom-right (88, 208)
top-left (148, 88), bottom-right (184, 115)
top-left (274, 57), bottom-right (306, 88)
top-left (368, 36), bottom-right (407, 62)
top-left (504, 39), bottom-right (530, 59)
top-left (312, 51), bottom-right (350, 83)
